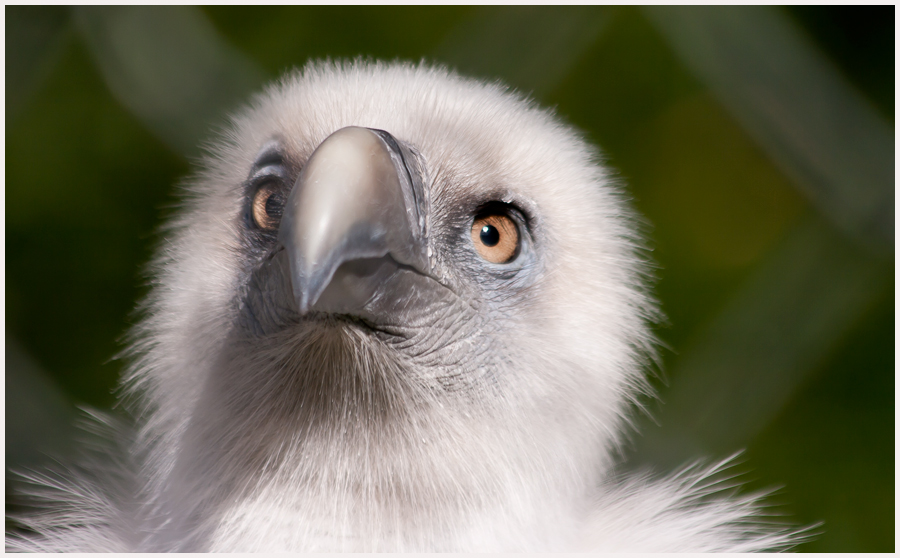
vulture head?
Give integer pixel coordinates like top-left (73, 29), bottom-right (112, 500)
top-left (9, 61), bottom-right (802, 552)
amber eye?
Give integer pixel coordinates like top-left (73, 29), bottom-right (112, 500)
top-left (471, 214), bottom-right (519, 264)
top-left (251, 182), bottom-right (283, 231)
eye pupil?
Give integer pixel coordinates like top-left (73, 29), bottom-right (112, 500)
top-left (471, 213), bottom-right (519, 264)
top-left (480, 225), bottom-right (500, 247)
top-left (265, 193), bottom-right (283, 219)
top-left (251, 183), bottom-right (283, 231)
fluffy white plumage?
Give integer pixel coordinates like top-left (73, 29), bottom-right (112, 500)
top-left (7, 61), bottom-right (804, 552)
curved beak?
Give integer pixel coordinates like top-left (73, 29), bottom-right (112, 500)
top-left (277, 126), bottom-right (429, 315)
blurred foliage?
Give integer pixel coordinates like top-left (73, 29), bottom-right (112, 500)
top-left (5, 6), bottom-right (894, 551)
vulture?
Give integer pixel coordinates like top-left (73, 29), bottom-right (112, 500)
top-left (7, 61), bottom-right (804, 552)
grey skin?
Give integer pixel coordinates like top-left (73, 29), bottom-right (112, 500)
top-left (244, 125), bottom-right (537, 352)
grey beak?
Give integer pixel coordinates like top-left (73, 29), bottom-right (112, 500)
top-left (277, 126), bottom-right (428, 314)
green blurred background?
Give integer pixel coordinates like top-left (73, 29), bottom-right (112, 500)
top-left (5, 6), bottom-right (894, 551)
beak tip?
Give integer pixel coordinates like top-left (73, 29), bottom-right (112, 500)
top-left (290, 274), bottom-right (312, 316)
top-left (290, 264), bottom-right (329, 317)
top-left (295, 293), bottom-right (310, 316)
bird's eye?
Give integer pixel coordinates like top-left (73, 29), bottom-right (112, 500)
top-left (471, 214), bottom-right (519, 264)
top-left (251, 182), bottom-right (283, 231)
